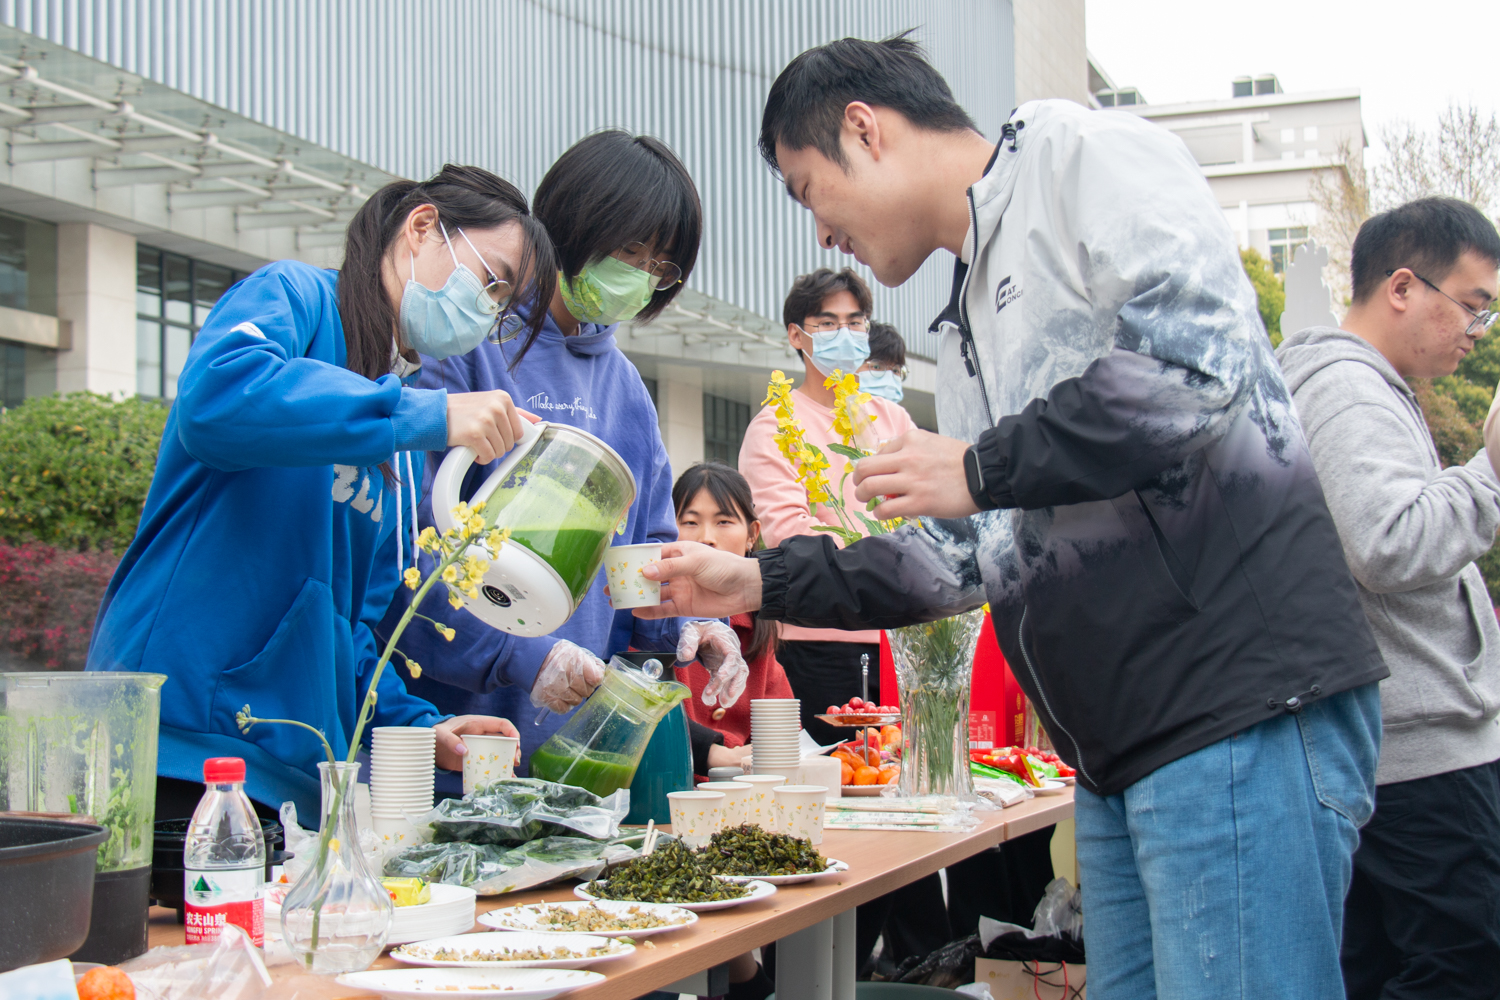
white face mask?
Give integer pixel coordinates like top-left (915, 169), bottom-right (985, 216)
top-left (398, 224), bottom-right (500, 360)
top-left (801, 325), bottom-right (870, 378)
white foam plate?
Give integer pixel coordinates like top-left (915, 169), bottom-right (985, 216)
top-left (715, 859), bottom-right (849, 886)
top-left (391, 932), bottom-right (633, 969)
top-left (1057, 775), bottom-right (1076, 785)
top-left (335, 967), bottom-right (604, 999)
top-left (1034, 779), bottom-right (1068, 795)
top-left (388, 883), bottom-right (479, 945)
top-left (839, 785), bottom-right (893, 796)
top-left (479, 900), bottom-right (698, 937)
top-left (574, 878), bottom-right (777, 912)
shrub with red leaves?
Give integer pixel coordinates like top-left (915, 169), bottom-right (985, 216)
top-left (0, 540), bottom-right (119, 670)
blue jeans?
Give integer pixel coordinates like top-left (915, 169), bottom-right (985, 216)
top-left (1074, 684), bottom-right (1381, 1000)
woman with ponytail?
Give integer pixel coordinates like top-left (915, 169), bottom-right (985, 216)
top-left (88, 165), bottom-right (555, 822)
top-left (384, 132), bottom-right (749, 780)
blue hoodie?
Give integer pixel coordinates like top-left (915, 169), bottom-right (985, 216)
top-left (87, 260), bottom-right (452, 819)
top-left (382, 308), bottom-right (681, 774)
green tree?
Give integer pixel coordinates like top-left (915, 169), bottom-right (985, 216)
top-left (1240, 248), bottom-right (1285, 346)
top-left (0, 393), bottom-right (169, 552)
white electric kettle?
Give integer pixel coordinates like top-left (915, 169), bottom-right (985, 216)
top-left (431, 420), bottom-right (637, 636)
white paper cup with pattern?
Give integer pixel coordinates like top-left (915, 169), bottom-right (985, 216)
top-left (697, 780), bottom-right (753, 828)
top-left (737, 774), bottom-right (788, 832)
top-left (605, 543), bottom-right (663, 609)
top-left (772, 784), bottom-right (828, 845)
top-left (668, 790), bottom-right (725, 848)
top-left (462, 734), bottom-right (519, 794)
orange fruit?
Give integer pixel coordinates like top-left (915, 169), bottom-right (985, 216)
top-left (879, 725), bottom-right (902, 747)
top-left (840, 762), bottom-right (855, 785)
top-left (853, 766), bottom-right (881, 785)
top-left (878, 766), bottom-right (899, 784)
top-left (77, 966), bottom-right (135, 1000)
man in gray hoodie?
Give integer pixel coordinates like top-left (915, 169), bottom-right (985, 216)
top-left (1278, 197), bottom-right (1500, 999)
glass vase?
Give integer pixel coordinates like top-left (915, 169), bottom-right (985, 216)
top-left (889, 609), bottom-right (986, 800)
top-left (280, 761), bottom-right (393, 973)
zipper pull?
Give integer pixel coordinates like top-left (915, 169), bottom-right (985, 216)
top-left (961, 338), bottom-right (977, 377)
top-left (1001, 122), bottom-right (1017, 151)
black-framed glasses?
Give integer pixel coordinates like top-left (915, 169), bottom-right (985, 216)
top-left (1389, 268), bottom-right (1498, 336)
top-left (801, 318), bottom-right (871, 334)
top-left (615, 241), bottom-right (683, 291)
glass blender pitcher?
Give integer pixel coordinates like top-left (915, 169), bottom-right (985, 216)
top-left (431, 421), bottom-right (637, 637)
top-left (528, 657), bottom-right (689, 797)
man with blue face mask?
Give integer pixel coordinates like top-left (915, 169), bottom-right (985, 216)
top-left (858, 321), bottom-right (909, 404)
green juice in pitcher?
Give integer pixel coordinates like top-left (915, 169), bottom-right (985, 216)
top-left (529, 738), bottom-right (639, 797)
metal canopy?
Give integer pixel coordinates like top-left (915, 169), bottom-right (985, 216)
top-left (0, 24), bottom-right (398, 264)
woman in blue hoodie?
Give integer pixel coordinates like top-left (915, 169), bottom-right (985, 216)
top-left (386, 132), bottom-right (749, 778)
top-left (88, 165), bottom-right (557, 821)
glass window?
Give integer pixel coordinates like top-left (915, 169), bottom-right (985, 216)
top-left (1268, 227), bottom-right (1310, 275)
top-left (0, 209), bottom-right (58, 316)
top-left (136, 245), bottom-right (246, 399)
top-left (703, 393), bottom-right (751, 468)
top-left (1, 342), bottom-right (24, 407)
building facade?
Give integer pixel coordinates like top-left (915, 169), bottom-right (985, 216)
top-left (0, 1), bottom-right (1088, 472)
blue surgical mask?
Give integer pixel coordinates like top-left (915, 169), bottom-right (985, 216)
top-left (859, 369), bottom-right (904, 403)
top-left (802, 326), bottom-right (870, 378)
top-left (399, 224), bottom-right (500, 360)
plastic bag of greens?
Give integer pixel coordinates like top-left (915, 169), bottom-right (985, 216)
top-left (415, 776), bottom-right (628, 845)
top-left (383, 836), bottom-right (639, 895)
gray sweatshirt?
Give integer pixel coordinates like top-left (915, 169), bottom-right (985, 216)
top-left (1278, 326), bottom-right (1500, 783)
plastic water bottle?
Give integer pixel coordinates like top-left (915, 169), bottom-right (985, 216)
top-left (184, 757), bottom-right (266, 946)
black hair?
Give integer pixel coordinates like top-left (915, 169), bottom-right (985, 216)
top-left (671, 462), bottom-right (778, 665)
top-left (782, 267), bottom-right (874, 329)
top-left (1351, 196), bottom-right (1500, 303)
top-left (867, 321), bottom-right (906, 369)
top-left (759, 31), bottom-right (978, 175)
top-left (530, 130), bottom-right (702, 358)
top-left (339, 164), bottom-right (555, 382)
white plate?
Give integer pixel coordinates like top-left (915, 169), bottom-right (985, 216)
top-left (1057, 775), bottom-right (1076, 785)
top-left (715, 859), bottom-right (849, 886)
top-left (1034, 779), bottom-right (1068, 795)
top-left (391, 932), bottom-right (633, 969)
top-left (334, 967), bottom-right (604, 999)
top-left (574, 878), bottom-right (777, 912)
top-left (479, 900), bottom-right (698, 937)
top-left (839, 784), bottom-right (894, 796)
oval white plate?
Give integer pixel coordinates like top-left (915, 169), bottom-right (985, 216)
top-left (335, 967), bottom-right (605, 999)
top-left (839, 785), bottom-right (894, 797)
top-left (575, 877), bottom-right (777, 912)
top-left (1034, 779), bottom-right (1068, 795)
top-left (391, 931), bottom-right (633, 969)
top-left (1057, 775), bottom-right (1076, 785)
top-left (479, 900), bottom-right (698, 937)
top-left (714, 859), bottom-right (849, 886)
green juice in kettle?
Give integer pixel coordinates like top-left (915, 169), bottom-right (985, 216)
top-left (529, 738), bottom-right (639, 797)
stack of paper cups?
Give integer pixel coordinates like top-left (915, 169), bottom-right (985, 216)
top-left (750, 699), bottom-right (801, 774)
top-left (370, 726), bottom-right (436, 855)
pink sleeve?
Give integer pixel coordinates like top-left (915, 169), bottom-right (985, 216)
top-left (738, 406), bottom-right (833, 547)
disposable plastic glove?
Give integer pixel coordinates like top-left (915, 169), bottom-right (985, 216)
top-left (1486, 377), bottom-right (1500, 481)
top-left (530, 639), bottom-right (607, 713)
top-left (678, 619), bottom-right (750, 708)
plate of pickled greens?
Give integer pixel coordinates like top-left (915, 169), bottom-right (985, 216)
top-left (479, 900), bottom-right (698, 937)
top-left (697, 826), bottom-right (848, 886)
top-left (575, 839), bottom-right (777, 912)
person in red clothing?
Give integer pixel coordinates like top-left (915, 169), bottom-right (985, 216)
top-left (671, 462), bottom-right (793, 752)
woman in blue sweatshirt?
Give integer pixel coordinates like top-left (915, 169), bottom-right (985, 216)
top-left (385, 133), bottom-right (749, 777)
top-left (88, 165), bottom-right (557, 821)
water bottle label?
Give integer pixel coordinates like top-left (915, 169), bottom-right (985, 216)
top-left (184, 866), bottom-right (264, 946)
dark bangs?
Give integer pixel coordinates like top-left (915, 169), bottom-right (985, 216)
top-left (533, 130), bottom-right (702, 324)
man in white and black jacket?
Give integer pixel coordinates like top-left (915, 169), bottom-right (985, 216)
top-left (635, 35), bottom-right (1388, 1000)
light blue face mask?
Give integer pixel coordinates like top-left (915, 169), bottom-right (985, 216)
top-left (399, 224), bottom-right (501, 360)
top-left (803, 326), bottom-right (870, 378)
top-left (859, 368), bottom-right (904, 403)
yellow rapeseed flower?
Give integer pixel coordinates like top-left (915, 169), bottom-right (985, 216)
top-left (448, 591), bottom-right (465, 609)
top-left (406, 660), bottom-right (422, 678)
top-left (441, 565), bottom-right (458, 583)
top-left (402, 567), bottom-right (421, 591)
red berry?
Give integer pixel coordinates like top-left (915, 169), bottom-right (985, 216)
top-left (828, 705), bottom-right (841, 714)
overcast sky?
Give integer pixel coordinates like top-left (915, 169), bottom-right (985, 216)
top-left (1085, 0), bottom-right (1500, 160)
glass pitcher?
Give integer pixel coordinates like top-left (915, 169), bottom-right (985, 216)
top-left (528, 657), bottom-right (689, 797)
top-left (432, 421), bottom-right (638, 637)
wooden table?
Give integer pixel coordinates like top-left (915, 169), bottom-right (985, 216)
top-left (147, 790), bottom-right (1073, 1000)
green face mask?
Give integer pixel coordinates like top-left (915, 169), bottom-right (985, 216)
top-left (558, 255), bottom-right (656, 325)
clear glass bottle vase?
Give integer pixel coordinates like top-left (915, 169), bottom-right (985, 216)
top-left (280, 761), bottom-right (393, 973)
top-left (889, 609), bottom-right (986, 800)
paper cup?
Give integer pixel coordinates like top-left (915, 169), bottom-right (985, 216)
top-left (668, 790), bottom-right (724, 848)
top-left (605, 543), bottom-right (662, 609)
top-left (773, 785), bottom-right (828, 845)
top-left (800, 756), bottom-right (842, 801)
top-left (697, 781), bottom-right (752, 828)
top-left (738, 774), bottom-right (787, 831)
top-left (462, 734), bottom-right (519, 793)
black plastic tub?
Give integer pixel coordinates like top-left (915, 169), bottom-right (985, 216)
top-left (0, 816), bottom-right (108, 972)
top-left (70, 864), bottom-right (152, 965)
top-left (150, 818), bottom-right (284, 920)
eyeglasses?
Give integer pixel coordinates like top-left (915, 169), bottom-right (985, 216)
top-left (800, 318), bottom-right (871, 334)
top-left (868, 363), bottom-right (908, 380)
top-left (1389, 268), bottom-right (1498, 337)
top-left (615, 241), bottom-right (683, 291)
top-left (454, 226), bottom-right (514, 314)
top-left (488, 312), bottom-right (527, 345)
